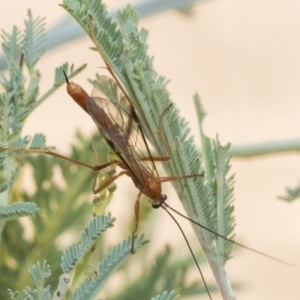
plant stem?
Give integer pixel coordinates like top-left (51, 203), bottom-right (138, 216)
top-left (229, 138), bottom-right (300, 157)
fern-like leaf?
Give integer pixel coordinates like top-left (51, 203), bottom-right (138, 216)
top-left (25, 286), bottom-right (51, 300)
top-left (70, 234), bottom-right (147, 300)
top-left (29, 134), bottom-right (47, 149)
top-left (0, 26), bottom-right (23, 91)
top-left (150, 291), bottom-right (180, 300)
top-left (26, 261), bottom-right (51, 300)
top-left (0, 12), bottom-right (85, 212)
top-left (60, 1), bottom-right (236, 298)
top-left (213, 138), bottom-right (235, 263)
top-left (61, 214), bottom-right (115, 273)
top-left (0, 202), bottom-right (39, 222)
top-left (28, 261), bottom-right (51, 290)
top-left (279, 183), bottom-right (300, 202)
top-left (7, 290), bottom-right (30, 300)
top-left (23, 10), bottom-right (46, 70)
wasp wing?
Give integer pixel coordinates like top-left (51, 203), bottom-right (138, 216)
top-left (87, 75), bottom-right (159, 185)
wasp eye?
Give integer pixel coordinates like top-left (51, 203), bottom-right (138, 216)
top-left (151, 195), bottom-right (167, 209)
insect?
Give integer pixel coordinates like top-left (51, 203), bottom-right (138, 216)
top-left (64, 71), bottom-right (204, 227)
top-left (63, 72), bottom-right (218, 295)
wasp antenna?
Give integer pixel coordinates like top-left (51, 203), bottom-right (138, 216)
top-left (164, 203), bottom-right (293, 267)
top-left (63, 70), bottom-right (69, 84)
top-left (161, 205), bottom-right (212, 300)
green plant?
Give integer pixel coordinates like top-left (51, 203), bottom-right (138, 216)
top-left (0, 2), bottom-right (237, 300)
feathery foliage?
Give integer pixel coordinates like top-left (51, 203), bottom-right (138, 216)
top-left (61, 0), bottom-right (236, 298)
top-left (150, 291), bottom-right (180, 300)
top-left (7, 261), bottom-right (51, 300)
top-left (0, 202), bottom-right (39, 222)
top-left (279, 182), bottom-right (300, 202)
top-left (61, 214), bottom-right (115, 273)
top-left (0, 9), bottom-right (87, 209)
top-left (0, 1), bottom-right (239, 299)
top-left (195, 96), bottom-right (235, 259)
top-left (70, 234), bottom-right (147, 300)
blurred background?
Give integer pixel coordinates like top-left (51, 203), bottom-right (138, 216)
top-left (1, 0), bottom-right (300, 299)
